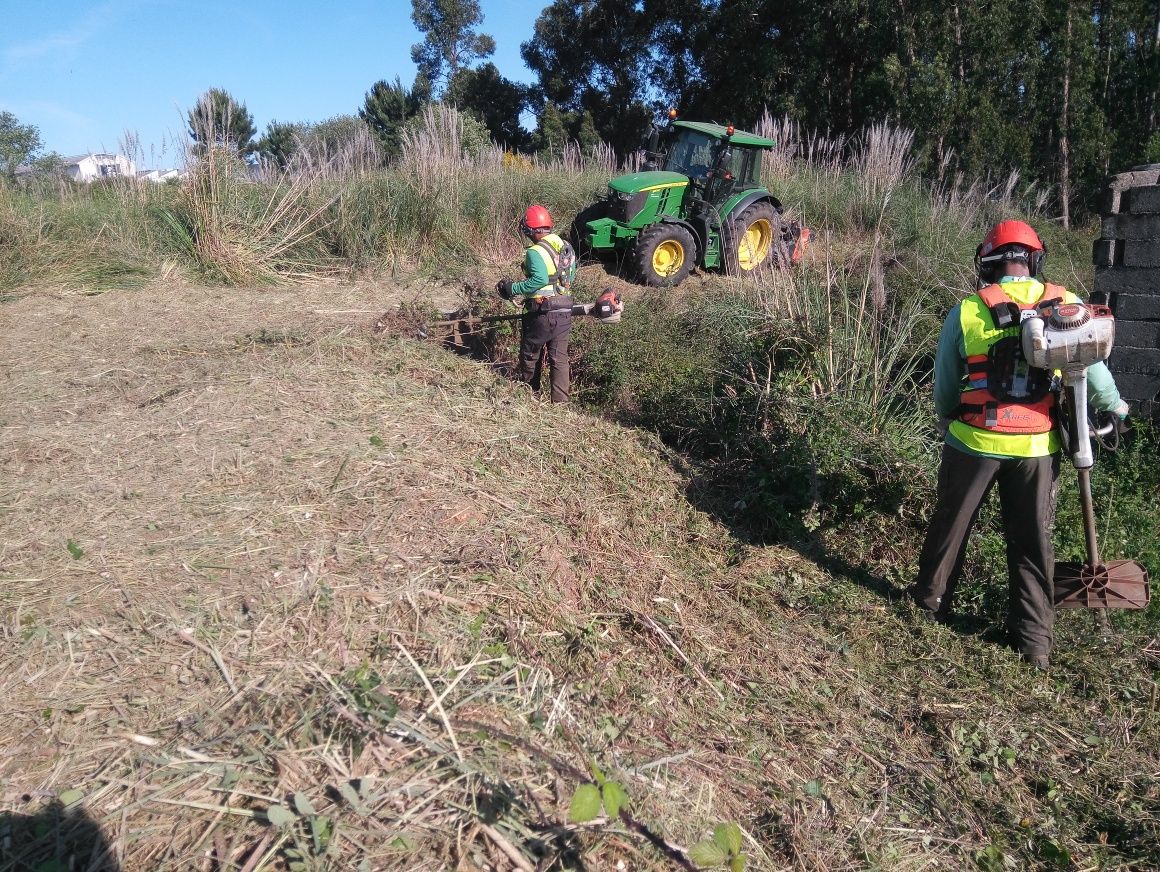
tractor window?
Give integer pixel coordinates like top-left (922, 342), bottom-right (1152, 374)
top-left (664, 130), bottom-right (717, 178)
top-left (666, 130), bottom-right (761, 187)
top-left (723, 148), bottom-right (759, 187)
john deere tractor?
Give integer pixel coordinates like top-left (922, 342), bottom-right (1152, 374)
top-left (573, 119), bottom-right (784, 286)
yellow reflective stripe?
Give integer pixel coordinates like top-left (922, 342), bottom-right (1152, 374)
top-left (639, 181), bottom-right (688, 191)
top-left (949, 421), bottom-right (1060, 457)
top-left (529, 244), bottom-right (558, 275)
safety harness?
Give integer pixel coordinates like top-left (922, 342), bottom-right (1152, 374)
top-left (956, 283), bottom-right (1065, 435)
top-left (533, 237), bottom-right (576, 297)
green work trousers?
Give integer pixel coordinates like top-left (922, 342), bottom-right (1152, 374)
top-left (912, 444), bottom-right (1061, 657)
top-left (518, 304), bottom-right (571, 404)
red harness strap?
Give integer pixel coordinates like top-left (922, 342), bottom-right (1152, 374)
top-left (955, 283), bottom-right (1063, 435)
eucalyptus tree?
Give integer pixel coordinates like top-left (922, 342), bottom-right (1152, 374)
top-left (410, 0), bottom-right (496, 96)
top-left (0, 110), bottom-right (43, 181)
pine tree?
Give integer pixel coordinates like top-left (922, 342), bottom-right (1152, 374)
top-left (359, 77), bottom-right (427, 157)
top-left (256, 121), bottom-right (303, 170)
top-left (187, 88), bottom-right (257, 157)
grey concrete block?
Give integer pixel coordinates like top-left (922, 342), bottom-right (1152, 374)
top-left (1129, 185), bottom-right (1160, 214)
top-left (1116, 321), bottom-right (1160, 348)
top-left (1102, 212), bottom-right (1160, 240)
top-left (1108, 371), bottom-right (1160, 405)
top-left (1092, 238), bottom-right (1121, 267)
top-left (1122, 240), bottom-right (1160, 267)
top-left (1109, 165), bottom-right (1160, 190)
top-left (1094, 266), bottom-right (1160, 296)
top-left (1104, 165), bottom-right (1160, 214)
top-left (1111, 294), bottom-right (1160, 320)
top-left (1109, 346), bottom-right (1160, 374)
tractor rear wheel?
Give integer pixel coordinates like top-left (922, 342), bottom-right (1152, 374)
top-left (568, 202), bottom-right (608, 259)
top-left (724, 201), bottom-right (782, 276)
top-left (634, 224), bottom-right (695, 287)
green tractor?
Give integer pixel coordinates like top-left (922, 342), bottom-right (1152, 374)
top-left (573, 119), bottom-right (791, 286)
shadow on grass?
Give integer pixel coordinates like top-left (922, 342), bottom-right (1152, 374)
top-left (677, 455), bottom-right (896, 597)
top-left (675, 452), bottom-right (1016, 646)
top-left (0, 800), bottom-right (120, 871)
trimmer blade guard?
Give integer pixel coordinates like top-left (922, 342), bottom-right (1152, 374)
top-left (1054, 560), bottom-right (1151, 609)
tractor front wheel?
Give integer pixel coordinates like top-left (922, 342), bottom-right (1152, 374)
top-left (634, 224), bottom-right (695, 287)
top-left (724, 201), bottom-right (782, 276)
top-left (568, 202), bottom-right (609, 260)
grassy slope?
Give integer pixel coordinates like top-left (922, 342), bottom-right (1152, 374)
top-left (1, 279), bottom-right (1157, 871)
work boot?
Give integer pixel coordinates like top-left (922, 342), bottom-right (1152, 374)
top-left (896, 596), bottom-right (947, 627)
top-left (899, 587), bottom-right (949, 626)
top-left (1022, 651), bottom-right (1050, 672)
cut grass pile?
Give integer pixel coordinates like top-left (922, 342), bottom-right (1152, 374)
top-left (2, 279), bottom-right (1157, 871)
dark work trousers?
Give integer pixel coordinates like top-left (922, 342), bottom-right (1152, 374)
top-left (518, 302), bottom-right (572, 404)
top-left (912, 444), bottom-right (1061, 657)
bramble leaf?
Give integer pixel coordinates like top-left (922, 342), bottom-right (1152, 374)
top-left (689, 840), bottom-right (728, 866)
top-left (568, 783), bottom-right (601, 823)
top-left (265, 805), bottom-right (296, 827)
top-left (292, 791), bottom-right (315, 817)
top-left (601, 781), bottom-right (628, 818)
top-left (713, 822), bottom-right (743, 855)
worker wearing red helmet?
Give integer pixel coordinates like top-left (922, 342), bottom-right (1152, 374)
top-left (496, 204), bottom-right (578, 403)
top-left (908, 219), bottom-right (1129, 670)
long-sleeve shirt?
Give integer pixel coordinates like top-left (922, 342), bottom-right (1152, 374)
top-left (934, 277), bottom-right (1123, 458)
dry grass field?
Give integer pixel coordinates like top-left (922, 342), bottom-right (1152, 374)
top-left (2, 279), bottom-right (1157, 872)
top-left (1, 278), bottom-right (770, 871)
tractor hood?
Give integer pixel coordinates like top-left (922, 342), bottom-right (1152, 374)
top-left (608, 170), bottom-right (689, 195)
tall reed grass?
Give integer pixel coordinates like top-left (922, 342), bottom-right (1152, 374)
top-left (1, 104), bottom-right (1075, 296)
top-left (0, 104), bottom-right (617, 291)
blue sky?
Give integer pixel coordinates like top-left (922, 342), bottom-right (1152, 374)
top-left (1, 0), bottom-right (540, 167)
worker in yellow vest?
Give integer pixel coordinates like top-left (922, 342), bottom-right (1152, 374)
top-left (496, 205), bottom-right (578, 403)
top-left (908, 220), bottom-right (1129, 669)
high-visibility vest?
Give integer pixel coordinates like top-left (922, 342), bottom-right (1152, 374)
top-left (525, 233), bottom-right (575, 297)
top-left (949, 280), bottom-right (1075, 457)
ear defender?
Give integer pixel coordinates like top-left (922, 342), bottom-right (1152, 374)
top-left (1029, 242), bottom-right (1046, 276)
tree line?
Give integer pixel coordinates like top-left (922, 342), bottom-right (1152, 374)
top-left (524, 0), bottom-right (1160, 223)
top-left (209, 0), bottom-right (1160, 220)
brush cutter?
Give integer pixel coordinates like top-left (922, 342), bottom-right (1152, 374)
top-left (438, 289), bottom-right (624, 328)
top-left (1022, 302), bottom-right (1151, 610)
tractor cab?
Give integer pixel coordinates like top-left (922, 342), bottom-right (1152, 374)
top-left (663, 124), bottom-right (762, 201)
top-left (574, 119), bottom-right (787, 287)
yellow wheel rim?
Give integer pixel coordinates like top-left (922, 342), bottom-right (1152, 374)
top-left (652, 239), bottom-right (685, 277)
top-left (738, 218), bottom-right (773, 271)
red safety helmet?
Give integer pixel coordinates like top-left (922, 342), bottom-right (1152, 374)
top-left (979, 220), bottom-right (1044, 257)
top-left (520, 204), bottom-right (553, 237)
top-left (976, 219), bottom-right (1047, 278)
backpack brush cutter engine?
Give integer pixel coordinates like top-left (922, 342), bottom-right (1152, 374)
top-left (1021, 301), bottom-right (1150, 610)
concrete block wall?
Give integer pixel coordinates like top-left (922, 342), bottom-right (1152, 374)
top-left (1091, 163), bottom-right (1160, 417)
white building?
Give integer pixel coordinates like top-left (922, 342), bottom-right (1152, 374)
top-left (61, 152), bottom-right (137, 182)
top-left (136, 168), bottom-right (183, 183)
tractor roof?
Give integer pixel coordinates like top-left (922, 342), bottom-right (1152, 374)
top-left (673, 120), bottom-right (775, 149)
